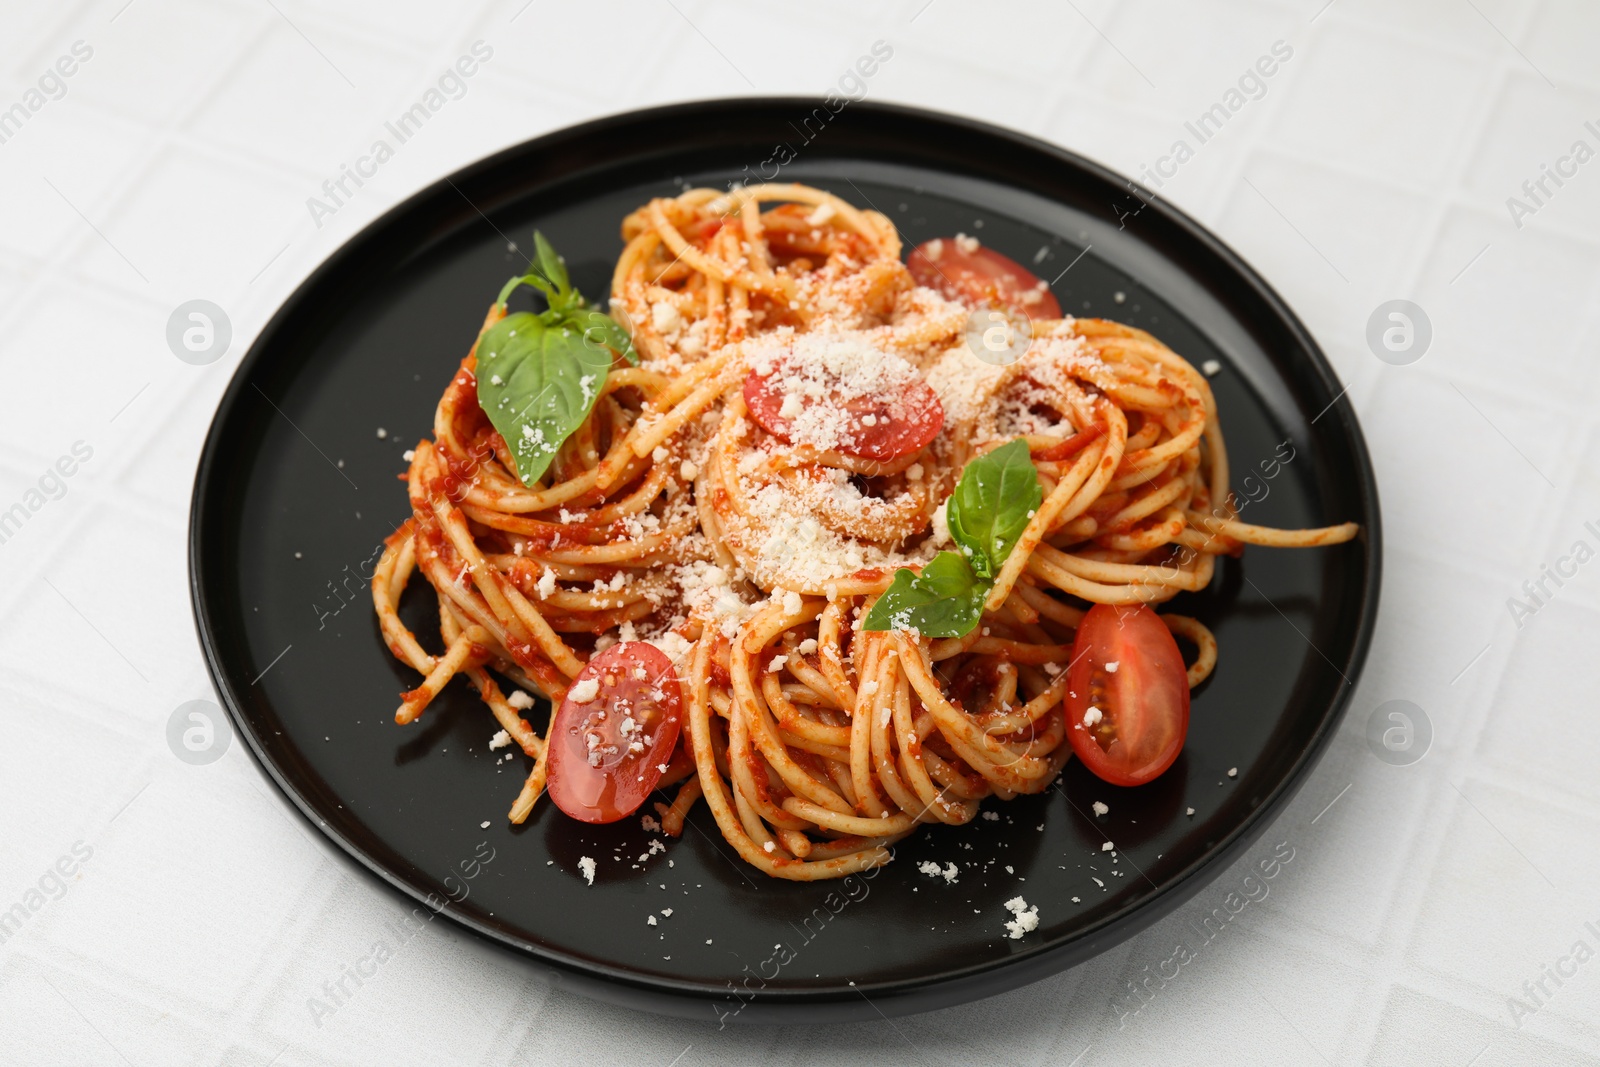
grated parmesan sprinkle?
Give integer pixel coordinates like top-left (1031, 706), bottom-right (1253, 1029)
top-left (1002, 896), bottom-right (1039, 939)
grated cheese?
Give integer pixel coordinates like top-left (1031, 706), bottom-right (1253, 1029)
top-left (1002, 896), bottom-right (1039, 939)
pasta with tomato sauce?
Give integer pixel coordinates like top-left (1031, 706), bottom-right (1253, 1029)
top-left (371, 182), bottom-right (1358, 881)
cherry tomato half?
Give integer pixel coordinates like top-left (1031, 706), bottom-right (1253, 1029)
top-left (742, 361), bottom-right (944, 462)
top-left (546, 641), bottom-right (685, 823)
top-left (907, 237), bottom-right (1063, 319)
top-left (1064, 604), bottom-right (1189, 787)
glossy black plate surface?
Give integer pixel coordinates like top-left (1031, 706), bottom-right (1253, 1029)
top-left (189, 99), bottom-right (1380, 1023)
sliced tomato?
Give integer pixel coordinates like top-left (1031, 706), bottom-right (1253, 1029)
top-left (742, 362), bottom-right (944, 462)
top-left (908, 237), bottom-right (1063, 319)
top-left (546, 642), bottom-right (685, 823)
top-left (1064, 604), bottom-right (1189, 787)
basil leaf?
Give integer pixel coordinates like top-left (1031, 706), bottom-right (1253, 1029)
top-left (477, 233), bottom-right (641, 486)
top-left (946, 438), bottom-right (1042, 580)
top-left (862, 552), bottom-right (989, 638)
top-left (496, 231), bottom-right (574, 309)
top-left (477, 311), bottom-right (614, 488)
top-left (531, 231), bottom-right (572, 303)
top-left (574, 307), bottom-right (639, 367)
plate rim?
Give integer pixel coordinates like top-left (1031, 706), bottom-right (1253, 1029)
top-left (188, 95), bottom-right (1382, 1021)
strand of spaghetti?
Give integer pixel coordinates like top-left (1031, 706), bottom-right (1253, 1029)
top-left (429, 305), bottom-right (504, 461)
top-left (742, 183), bottom-right (889, 253)
top-left (761, 671), bottom-right (851, 748)
top-left (731, 776), bottom-right (788, 857)
top-left (892, 658), bottom-right (973, 825)
top-left (819, 754), bottom-right (858, 814)
top-left (986, 425), bottom-right (1115, 610)
top-left (722, 642), bottom-right (813, 833)
top-left (371, 530), bottom-right (435, 674)
top-left (508, 761), bottom-right (548, 823)
top-left (732, 599), bottom-right (855, 815)
top-left (436, 587), bottom-right (544, 750)
top-left (530, 512), bottom-right (697, 568)
top-left (410, 517), bottom-right (531, 670)
top-left (1025, 547), bottom-right (1180, 606)
top-left (979, 671), bottom-right (1071, 736)
top-left (848, 636), bottom-right (889, 817)
top-left (639, 346), bottom-right (736, 412)
top-left (927, 626), bottom-right (982, 663)
top-left (465, 464), bottom-right (669, 534)
top-left (701, 270), bottom-right (727, 351)
top-left (644, 199), bottom-right (790, 296)
top-left (624, 356), bottom-right (745, 464)
top-left (896, 634), bottom-right (1058, 792)
top-left (684, 637), bottom-right (776, 864)
top-left (921, 745), bottom-right (989, 800)
top-left (774, 732), bottom-right (853, 764)
top-left (963, 636), bottom-right (1073, 663)
top-left (1097, 473), bottom-right (1194, 537)
top-left (395, 624), bottom-right (489, 724)
top-left (816, 601), bottom-right (859, 711)
top-left (1094, 508), bottom-right (1187, 553)
top-left (1011, 579), bottom-right (1086, 629)
top-left (660, 775), bottom-right (703, 836)
top-left (1114, 328), bottom-right (1220, 431)
top-left (1170, 517), bottom-right (1240, 550)
top-left (735, 189), bottom-right (774, 285)
top-left (692, 463), bottom-right (740, 576)
top-left (431, 494), bottom-right (585, 678)
top-left (1162, 613), bottom-right (1218, 688)
top-left (1122, 418), bottom-right (1163, 453)
top-left (1203, 415), bottom-right (1231, 510)
top-left (464, 415), bottom-right (639, 513)
top-left (1038, 544), bottom-right (1213, 591)
top-left (452, 447), bottom-right (586, 513)
top-left (1186, 511), bottom-right (1360, 547)
top-left (610, 230), bottom-right (659, 307)
top-left (777, 639), bottom-right (844, 712)
top-left (865, 641), bottom-right (924, 818)
top-left (777, 827), bottom-right (814, 859)
top-left (1057, 402), bottom-right (1131, 524)
top-left (780, 795), bottom-right (919, 836)
top-left (470, 669), bottom-right (541, 756)
top-left (985, 595), bottom-right (1045, 638)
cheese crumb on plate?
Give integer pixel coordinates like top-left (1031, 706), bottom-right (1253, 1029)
top-left (1002, 896), bottom-right (1039, 939)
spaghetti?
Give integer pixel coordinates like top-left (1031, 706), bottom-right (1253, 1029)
top-left (371, 182), bottom-right (1358, 880)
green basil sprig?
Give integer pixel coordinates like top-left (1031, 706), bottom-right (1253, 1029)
top-left (945, 437), bottom-right (1042, 579)
top-left (477, 232), bottom-right (638, 488)
top-left (863, 439), bottom-right (1041, 638)
top-left (864, 552), bottom-right (990, 639)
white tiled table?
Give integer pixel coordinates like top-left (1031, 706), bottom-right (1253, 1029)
top-left (2, 1), bottom-right (1598, 1064)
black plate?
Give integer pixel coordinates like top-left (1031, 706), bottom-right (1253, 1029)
top-left (189, 99), bottom-right (1380, 1023)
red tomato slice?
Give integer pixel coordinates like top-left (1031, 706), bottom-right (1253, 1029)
top-left (1064, 604), bottom-right (1189, 787)
top-left (907, 237), bottom-right (1063, 319)
top-left (742, 362), bottom-right (944, 462)
top-left (546, 642), bottom-right (685, 823)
